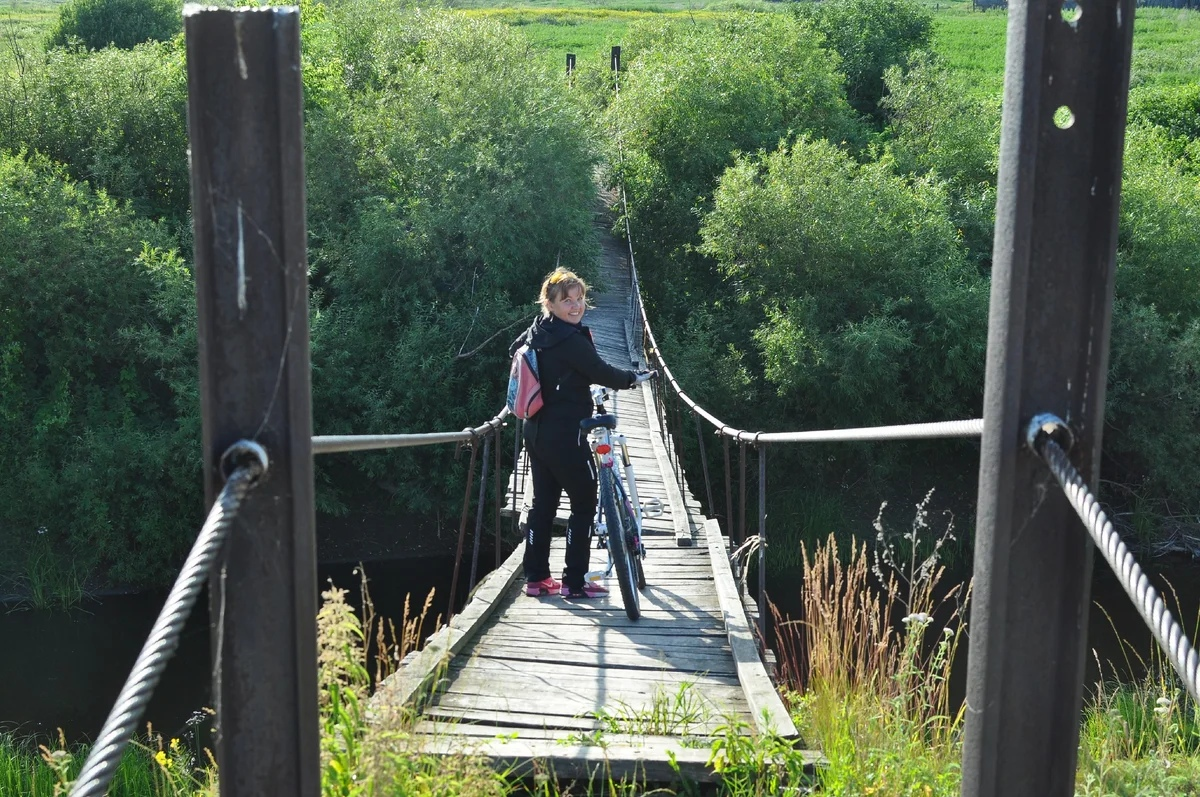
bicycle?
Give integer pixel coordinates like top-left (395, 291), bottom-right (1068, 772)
top-left (581, 381), bottom-right (660, 620)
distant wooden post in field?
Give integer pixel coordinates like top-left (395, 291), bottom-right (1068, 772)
top-left (611, 45), bottom-right (621, 74)
top-left (567, 52), bottom-right (576, 77)
top-left (184, 6), bottom-right (319, 796)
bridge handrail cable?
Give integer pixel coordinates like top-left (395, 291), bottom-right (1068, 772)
top-left (1029, 415), bottom-right (1200, 703)
top-left (311, 409), bottom-right (509, 455)
top-left (69, 442), bottom-right (269, 797)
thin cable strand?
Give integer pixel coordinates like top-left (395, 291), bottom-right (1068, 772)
top-left (70, 455), bottom-right (266, 797)
top-left (1039, 438), bottom-right (1200, 702)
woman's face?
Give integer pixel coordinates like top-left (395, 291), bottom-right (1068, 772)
top-left (548, 286), bottom-right (585, 324)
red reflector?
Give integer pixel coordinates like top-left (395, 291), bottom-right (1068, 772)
top-left (596, 444), bottom-right (612, 455)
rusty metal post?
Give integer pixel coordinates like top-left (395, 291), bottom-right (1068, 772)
top-left (494, 426), bottom-right (503, 568)
top-left (448, 442), bottom-right (480, 620)
top-left (961, 0), bottom-right (1135, 792)
top-left (184, 8), bottom-right (318, 796)
top-left (469, 434), bottom-right (492, 589)
top-left (738, 441), bottom-right (747, 545)
top-left (723, 436), bottom-right (733, 538)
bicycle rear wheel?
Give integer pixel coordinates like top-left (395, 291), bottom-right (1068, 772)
top-left (600, 470), bottom-right (640, 620)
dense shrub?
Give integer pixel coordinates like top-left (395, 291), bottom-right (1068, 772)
top-left (881, 51), bottom-right (1001, 271)
top-left (1116, 126), bottom-right (1200, 325)
top-left (1105, 302), bottom-right (1200, 512)
top-left (698, 137), bottom-right (988, 429)
top-left (607, 13), bottom-right (858, 319)
top-left (0, 40), bottom-right (190, 224)
top-left (792, 0), bottom-right (933, 120)
top-left (0, 151), bottom-right (199, 588)
top-left (307, 7), bottom-right (600, 513)
top-left (45, 0), bottom-right (180, 51)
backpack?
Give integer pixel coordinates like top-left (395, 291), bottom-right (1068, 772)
top-left (506, 342), bottom-right (543, 419)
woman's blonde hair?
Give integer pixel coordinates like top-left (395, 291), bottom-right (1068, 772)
top-left (539, 267), bottom-right (591, 315)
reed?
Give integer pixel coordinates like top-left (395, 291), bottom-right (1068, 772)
top-left (774, 491), bottom-right (970, 794)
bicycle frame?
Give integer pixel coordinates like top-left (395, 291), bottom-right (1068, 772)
top-left (585, 386), bottom-right (651, 619)
top-left (587, 386), bottom-right (646, 552)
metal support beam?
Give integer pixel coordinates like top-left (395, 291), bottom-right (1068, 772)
top-left (185, 8), bottom-right (319, 796)
top-left (962, 0), bottom-right (1134, 792)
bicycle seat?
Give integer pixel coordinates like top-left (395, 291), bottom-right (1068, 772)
top-left (580, 414), bottom-right (618, 432)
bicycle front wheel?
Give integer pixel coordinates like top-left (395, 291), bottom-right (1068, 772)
top-left (600, 470), bottom-right (640, 620)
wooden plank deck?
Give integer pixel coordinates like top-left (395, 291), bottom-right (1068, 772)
top-left (368, 199), bottom-right (812, 785)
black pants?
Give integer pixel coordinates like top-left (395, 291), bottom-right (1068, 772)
top-left (523, 416), bottom-right (596, 589)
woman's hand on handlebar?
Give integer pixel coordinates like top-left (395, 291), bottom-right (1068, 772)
top-left (633, 369), bottom-right (658, 385)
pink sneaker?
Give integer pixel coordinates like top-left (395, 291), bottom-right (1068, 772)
top-left (525, 577), bottom-right (561, 596)
top-left (562, 582), bottom-right (609, 599)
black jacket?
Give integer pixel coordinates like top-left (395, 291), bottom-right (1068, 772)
top-left (510, 314), bottom-right (637, 425)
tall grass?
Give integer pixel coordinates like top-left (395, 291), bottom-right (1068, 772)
top-left (773, 492), bottom-right (969, 795)
top-left (0, 727), bottom-right (217, 797)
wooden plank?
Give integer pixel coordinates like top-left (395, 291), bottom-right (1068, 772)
top-left (426, 701), bottom-right (733, 737)
top-left (448, 657), bottom-right (742, 689)
top-left (468, 643), bottom-right (737, 675)
top-left (423, 706), bottom-right (602, 732)
top-left (430, 686), bottom-right (746, 723)
top-left (476, 629), bottom-right (732, 655)
top-left (371, 541), bottom-right (524, 713)
top-left (408, 735), bottom-right (730, 783)
top-left (703, 518), bottom-right (798, 738)
top-left (440, 676), bottom-right (746, 708)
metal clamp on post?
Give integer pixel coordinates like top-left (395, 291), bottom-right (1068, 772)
top-left (1024, 413), bottom-right (1074, 457)
top-left (220, 439), bottom-right (269, 485)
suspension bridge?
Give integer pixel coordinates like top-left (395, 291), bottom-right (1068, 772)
top-left (64, 4), bottom-right (1200, 797)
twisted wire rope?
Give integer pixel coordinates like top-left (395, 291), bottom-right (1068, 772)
top-left (1038, 436), bottom-right (1200, 703)
top-left (70, 447), bottom-right (267, 797)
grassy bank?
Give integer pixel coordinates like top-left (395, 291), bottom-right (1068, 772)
top-left (7, 541), bottom-right (1200, 794)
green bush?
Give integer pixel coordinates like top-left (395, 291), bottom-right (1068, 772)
top-left (1105, 302), bottom-right (1200, 513)
top-left (699, 136), bottom-right (987, 427)
top-left (45, 0), bottom-right (180, 51)
top-left (607, 13), bottom-right (857, 319)
top-left (880, 51), bottom-right (1000, 271)
top-left (1116, 126), bottom-right (1200, 325)
top-left (792, 0), bottom-right (933, 120)
top-left (0, 40), bottom-right (190, 224)
top-left (307, 6), bottom-right (600, 514)
top-left (0, 150), bottom-right (200, 589)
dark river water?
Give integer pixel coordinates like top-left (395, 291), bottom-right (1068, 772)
top-left (766, 553), bottom-right (1200, 699)
top-left (2, 549), bottom-right (1197, 746)
top-left (0, 556), bottom-right (467, 745)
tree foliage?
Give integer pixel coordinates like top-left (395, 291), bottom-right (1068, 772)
top-left (0, 151), bottom-right (199, 587)
top-left (792, 0), bottom-right (933, 120)
top-left (0, 40), bottom-right (190, 223)
top-left (305, 6), bottom-right (600, 514)
top-left (607, 13), bottom-right (858, 319)
top-left (881, 51), bottom-right (1000, 271)
top-left (698, 137), bottom-right (988, 430)
top-left (45, 0), bottom-right (181, 51)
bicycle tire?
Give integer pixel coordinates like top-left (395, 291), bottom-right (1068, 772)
top-left (617, 483), bottom-right (646, 590)
top-left (600, 470), bottom-right (640, 620)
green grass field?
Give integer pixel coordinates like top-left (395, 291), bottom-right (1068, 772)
top-left (0, 0), bottom-right (62, 72)
top-left (3, 0), bottom-right (1197, 95)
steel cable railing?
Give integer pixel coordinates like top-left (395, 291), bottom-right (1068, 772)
top-left (1028, 414), bottom-right (1200, 702)
top-left (609, 125), bottom-right (984, 639)
top-left (70, 441), bottom-right (269, 797)
top-left (313, 408), bottom-right (514, 619)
